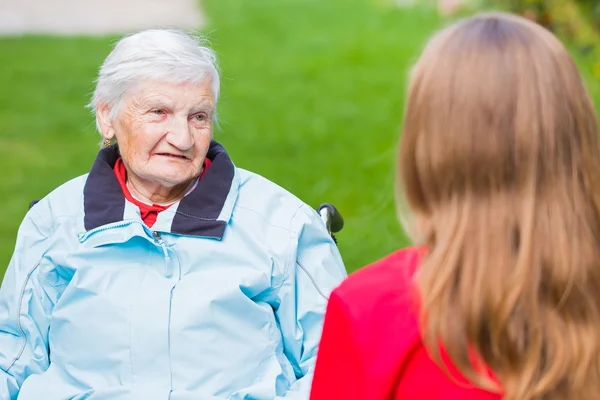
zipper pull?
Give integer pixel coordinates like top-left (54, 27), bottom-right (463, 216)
top-left (153, 231), bottom-right (171, 276)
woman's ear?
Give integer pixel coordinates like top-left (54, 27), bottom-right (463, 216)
top-left (97, 104), bottom-right (116, 140)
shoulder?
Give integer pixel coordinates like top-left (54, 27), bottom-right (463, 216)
top-left (11, 174), bottom-right (89, 268)
top-left (49, 173), bottom-right (88, 202)
top-left (315, 248), bottom-right (426, 397)
top-left (27, 173), bottom-right (89, 227)
top-left (233, 167), bottom-right (313, 232)
top-left (335, 247), bottom-right (423, 308)
top-left (235, 168), bottom-right (304, 208)
top-left (332, 247), bottom-right (424, 328)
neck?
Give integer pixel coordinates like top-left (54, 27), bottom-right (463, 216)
top-left (126, 176), bottom-right (195, 205)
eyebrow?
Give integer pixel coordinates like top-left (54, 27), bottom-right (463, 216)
top-left (190, 104), bottom-right (215, 115)
top-left (140, 97), bottom-right (214, 114)
top-left (141, 97), bottom-right (173, 109)
top-left (188, 98), bottom-right (215, 113)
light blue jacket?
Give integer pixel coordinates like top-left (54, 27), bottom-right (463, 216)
top-left (0, 142), bottom-right (347, 400)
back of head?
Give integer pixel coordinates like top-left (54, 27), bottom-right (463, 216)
top-left (399, 12), bottom-right (600, 399)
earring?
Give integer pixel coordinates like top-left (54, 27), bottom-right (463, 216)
top-left (103, 138), bottom-right (111, 148)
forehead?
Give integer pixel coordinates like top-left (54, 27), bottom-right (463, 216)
top-left (128, 79), bottom-right (214, 108)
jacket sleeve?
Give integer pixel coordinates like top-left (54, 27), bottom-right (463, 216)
top-left (274, 204), bottom-right (347, 399)
top-left (308, 290), bottom-right (365, 400)
top-left (0, 207), bottom-right (54, 400)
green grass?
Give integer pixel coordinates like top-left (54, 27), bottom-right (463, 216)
top-left (201, 0), bottom-right (443, 271)
top-left (0, 36), bottom-right (118, 269)
top-left (0, 0), bottom-right (441, 276)
top-left (1, 0), bottom-right (599, 278)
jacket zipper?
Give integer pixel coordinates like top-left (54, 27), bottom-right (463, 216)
top-left (79, 221), bottom-right (173, 278)
top-left (153, 231), bottom-right (172, 277)
top-left (78, 220), bottom-right (137, 242)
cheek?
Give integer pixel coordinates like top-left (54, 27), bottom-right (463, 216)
top-left (119, 122), bottom-right (163, 162)
top-left (195, 126), bottom-right (213, 145)
top-left (194, 130), bottom-right (212, 155)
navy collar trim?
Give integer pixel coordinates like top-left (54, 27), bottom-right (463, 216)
top-left (83, 140), bottom-right (235, 238)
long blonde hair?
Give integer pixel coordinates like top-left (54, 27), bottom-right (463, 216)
top-left (399, 12), bottom-right (600, 399)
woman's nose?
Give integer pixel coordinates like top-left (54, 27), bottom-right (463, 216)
top-left (166, 118), bottom-right (194, 150)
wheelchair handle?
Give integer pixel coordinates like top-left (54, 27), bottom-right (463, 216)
top-left (318, 203), bottom-right (344, 235)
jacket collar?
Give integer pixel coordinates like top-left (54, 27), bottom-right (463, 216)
top-left (83, 140), bottom-right (236, 239)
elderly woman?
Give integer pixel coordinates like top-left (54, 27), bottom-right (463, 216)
top-left (0, 29), bottom-right (346, 400)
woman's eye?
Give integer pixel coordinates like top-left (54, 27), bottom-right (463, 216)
top-left (151, 109), bottom-right (166, 115)
top-left (193, 113), bottom-right (207, 121)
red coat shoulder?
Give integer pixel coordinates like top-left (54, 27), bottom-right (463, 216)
top-left (333, 246), bottom-right (423, 322)
top-left (311, 247), bottom-right (502, 400)
top-left (310, 248), bottom-right (424, 400)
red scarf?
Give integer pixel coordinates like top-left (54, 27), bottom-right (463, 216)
top-left (113, 157), bottom-right (211, 228)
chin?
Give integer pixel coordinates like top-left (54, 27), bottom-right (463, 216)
top-left (152, 168), bottom-right (197, 184)
top-left (157, 176), bottom-right (194, 187)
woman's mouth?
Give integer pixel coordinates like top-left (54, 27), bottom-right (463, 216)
top-left (156, 153), bottom-right (190, 160)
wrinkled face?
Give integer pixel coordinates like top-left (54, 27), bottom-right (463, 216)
top-left (100, 79), bottom-right (215, 189)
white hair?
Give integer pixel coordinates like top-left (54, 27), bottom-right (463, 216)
top-left (89, 28), bottom-right (220, 133)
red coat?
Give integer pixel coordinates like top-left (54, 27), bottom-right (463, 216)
top-left (310, 247), bottom-right (502, 400)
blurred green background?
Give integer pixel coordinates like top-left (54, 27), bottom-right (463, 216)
top-left (1, 0), bottom-right (599, 278)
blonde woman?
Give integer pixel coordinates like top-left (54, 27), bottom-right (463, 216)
top-left (310, 12), bottom-right (600, 400)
